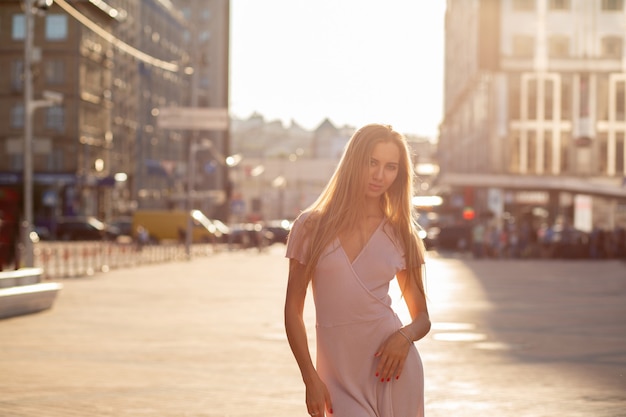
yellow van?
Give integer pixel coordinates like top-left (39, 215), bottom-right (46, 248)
top-left (131, 210), bottom-right (220, 243)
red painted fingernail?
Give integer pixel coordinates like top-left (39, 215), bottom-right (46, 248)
top-left (375, 372), bottom-right (379, 377)
top-left (387, 378), bottom-right (391, 382)
top-left (396, 375), bottom-right (399, 380)
top-left (380, 378), bottom-right (384, 382)
top-left (330, 409), bottom-right (333, 414)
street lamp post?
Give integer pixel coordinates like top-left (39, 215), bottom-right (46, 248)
top-left (22, 0), bottom-right (35, 267)
top-left (22, 0), bottom-right (63, 267)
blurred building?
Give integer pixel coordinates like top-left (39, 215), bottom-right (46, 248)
top-left (108, 0), bottom-right (190, 215)
top-left (229, 115), bottom-right (347, 222)
top-left (0, 0), bottom-right (230, 231)
top-left (229, 115), bottom-right (435, 222)
top-left (438, 0), bottom-right (626, 232)
top-left (170, 0), bottom-right (230, 220)
top-left (0, 0), bottom-right (123, 227)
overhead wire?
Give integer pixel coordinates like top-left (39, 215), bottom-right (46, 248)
top-left (53, 0), bottom-right (180, 73)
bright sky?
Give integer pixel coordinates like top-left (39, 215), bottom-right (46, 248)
top-left (229, 0), bottom-right (447, 139)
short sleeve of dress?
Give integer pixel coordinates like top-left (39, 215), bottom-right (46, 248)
top-left (382, 221), bottom-right (406, 271)
top-left (285, 212), bottom-right (310, 265)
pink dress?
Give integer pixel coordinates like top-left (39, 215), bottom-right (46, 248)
top-left (286, 214), bottom-right (424, 417)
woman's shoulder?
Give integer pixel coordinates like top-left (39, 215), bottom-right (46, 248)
top-left (293, 210), bottom-right (321, 231)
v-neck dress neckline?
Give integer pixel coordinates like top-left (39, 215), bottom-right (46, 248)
top-left (338, 218), bottom-right (386, 265)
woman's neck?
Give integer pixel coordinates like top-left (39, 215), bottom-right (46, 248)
top-left (363, 199), bottom-right (383, 219)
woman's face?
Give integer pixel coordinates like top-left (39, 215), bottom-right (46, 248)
top-left (365, 141), bottom-right (400, 199)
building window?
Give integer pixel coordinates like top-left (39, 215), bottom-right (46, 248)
top-left (527, 78), bottom-right (538, 119)
top-left (561, 74), bottom-right (572, 120)
top-left (601, 36), bottom-right (623, 59)
top-left (513, 0), bottom-right (535, 11)
top-left (48, 149), bottom-right (64, 171)
top-left (512, 35), bottom-right (534, 58)
top-left (510, 133), bottom-right (520, 172)
top-left (199, 30), bottom-right (211, 42)
top-left (560, 132), bottom-right (570, 173)
top-left (45, 106), bottom-right (65, 131)
top-left (617, 132), bottom-right (625, 174)
top-left (548, 36), bottom-right (570, 58)
top-left (543, 131), bottom-right (552, 173)
top-left (11, 60), bottom-right (24, 91)
top-left (579, 74), bottom-right (590, 118)
top-left (549, 0), bottom-right (570, 9)
top-left (527, 131), bottom-right (537, 173)
top-left (9, 154), bottom-right (23, 171)
top-left (598, 133), bottom-right (608, 174)
top-left (45, 60), bottom-right (65, 84)
top-left (601, 0), bottom-right (624, 11)
top-left (45, 15), bottom-right (68, 40)
top-left (544, 79), bottom-right (555, 119)
top-left (616, 81), bottom-right (626, 121)
top-left (12, 14), bottom-right (25, 40)
top-left (509, 74), bottom-right (521, 119)
top-left (11, 104), bottom-right (24, 129)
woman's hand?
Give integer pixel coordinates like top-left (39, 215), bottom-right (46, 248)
top-left (374, 330), bottom-right (412, 382)
top-left (305, 374), bottom-right (333, 416)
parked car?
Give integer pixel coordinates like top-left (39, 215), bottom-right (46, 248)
top-left (208, 218), bottom-right (231, 243)
top-left (263, 219), bottom-right (292, 244)
top-left (416, 223), bottom-right (436, 250)
top-left (228, 223), bottom-right (272, 249)
top-left (55, 216), bottom-right (119, 241)
top-left (131, 209), bottom-right (221, 244)
top-left (109, 217), bottom-right (134, 243)
top-left (428, 224), bottom-right (472, 251)
top-left (109, 217), bottom-right (133, 237)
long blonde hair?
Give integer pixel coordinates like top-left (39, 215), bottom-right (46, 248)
top-left (294, 123), bottom-right (426, 295)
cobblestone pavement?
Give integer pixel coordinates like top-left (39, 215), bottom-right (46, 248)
top-left (0, 246), bottom-right (625, 417)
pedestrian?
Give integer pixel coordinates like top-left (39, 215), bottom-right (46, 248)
top-left (284, 123), bottom-right (431, 417)
top-left (471, 220), bottom-right (486, 258)
top-left (136, 225), bottom-right (149, 251)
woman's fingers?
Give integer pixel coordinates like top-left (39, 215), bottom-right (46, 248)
top-left (375, 333), bottom-right (410, 381)
top-left (306, 378), bottom-right (333, 415)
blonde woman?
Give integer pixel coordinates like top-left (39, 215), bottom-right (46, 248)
top-left (284, 123), bottom-right (430, 417)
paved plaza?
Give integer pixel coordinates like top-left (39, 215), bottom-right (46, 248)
top-left (0, 246), bottom-right (625, 416)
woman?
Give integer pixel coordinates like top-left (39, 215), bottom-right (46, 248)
top-left (284, 123), bottom-right (431, 417)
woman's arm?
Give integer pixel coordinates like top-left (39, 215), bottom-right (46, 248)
top-left (374, 268), bottom-right (431, 382)
top-left (284, 258), bottom-right (333, 415)
top-left (396, 268), bottom-right (431, 341)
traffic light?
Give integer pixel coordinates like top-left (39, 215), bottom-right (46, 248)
top-left (462, 206), bottom-right (475, 221)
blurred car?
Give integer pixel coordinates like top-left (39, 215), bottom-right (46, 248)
top-left (33, 225), bottom-right (52, 241)
top-left (416, 223), bottom-right (436, 250)
top-left (228, 223), bottom-right (272, 249)
top-left (208, 218), bottom-right (231, 243)
top-left (263, 219), bottom-right (292, 244)
top-left (109, 217), bottom-right (133, 237)
top-left (109, 217), bottom-right (134, 243)
top-left (428, 224), bottom-right (472, 251)
top-left (55, 216), bottom-right (119, 241)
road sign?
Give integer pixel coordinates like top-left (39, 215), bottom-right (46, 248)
top-left (157, 107), bottom-right (229, 130)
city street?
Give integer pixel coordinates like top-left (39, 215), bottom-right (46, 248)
top-left (0, 245), bottom-right (625, 417)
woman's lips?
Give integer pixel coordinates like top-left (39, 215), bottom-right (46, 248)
top-left (368, 183), bottom-right (382, 192)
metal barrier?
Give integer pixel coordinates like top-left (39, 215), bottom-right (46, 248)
top-left (33, 241), bottom-right (219, 279)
